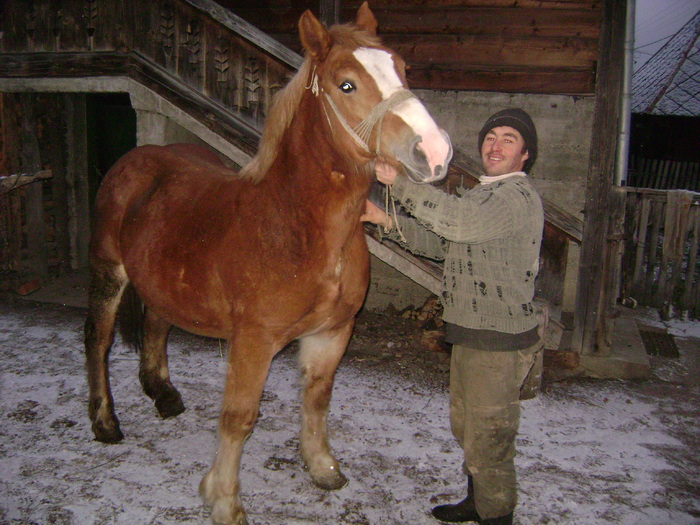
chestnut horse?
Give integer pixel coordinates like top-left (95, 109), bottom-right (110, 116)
top-left (84, 3), bottom-right (452, 524)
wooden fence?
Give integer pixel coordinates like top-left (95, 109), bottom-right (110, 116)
top-left (627, 155), bottom-right (700, 191)
top-left (621, 188), bottom-right (700, 318)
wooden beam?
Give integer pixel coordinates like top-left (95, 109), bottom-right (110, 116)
top-left (0, 170), bottom-right (53, 194)
top-left (571, 0), bottom-right (628, 355)
top-left (365, 230), bottom-right (442, 296)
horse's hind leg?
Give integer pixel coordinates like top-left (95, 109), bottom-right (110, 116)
top-left (298, 322), bottom-right (354, 490)
top-left (139, 307), bottom-right (185, 419)
top-left (84, 262), bottom-right (128, 443)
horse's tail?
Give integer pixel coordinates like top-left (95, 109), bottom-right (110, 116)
top-left (118, 283), bottom-right (144, 352)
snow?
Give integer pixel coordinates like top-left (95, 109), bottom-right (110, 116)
top-left (1, 299), bottom-right (699, 524)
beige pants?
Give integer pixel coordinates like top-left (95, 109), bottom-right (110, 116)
top-left (449, 340), bottom-right (542, 519)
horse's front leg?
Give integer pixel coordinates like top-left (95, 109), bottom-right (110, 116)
top-left (200, 335), bottom-right (274, 525)
top-left (298, 322), bottom-right (354, 490)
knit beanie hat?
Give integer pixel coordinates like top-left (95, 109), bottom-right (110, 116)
top-left (478, 108), bottom-right (538, 173)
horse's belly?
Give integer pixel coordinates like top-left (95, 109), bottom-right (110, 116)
top-left (125, 256), bottom-right (234, 338)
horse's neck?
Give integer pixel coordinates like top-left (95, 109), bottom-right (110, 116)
top-left (270, 96), bottom-right (369, 196)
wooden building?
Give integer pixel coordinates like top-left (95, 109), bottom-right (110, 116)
top-left (0, 0), bottom-right (652, 376)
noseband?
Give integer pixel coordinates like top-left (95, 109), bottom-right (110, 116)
top-left (306, 66), bottom-right (416, 155)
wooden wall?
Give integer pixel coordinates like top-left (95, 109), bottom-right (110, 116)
top-left (0, 93), bottom-right (89, 290)
top-left (220, 0), bottom-right (602, 94)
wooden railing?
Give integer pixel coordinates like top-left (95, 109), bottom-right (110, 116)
top-left (621, 187), bottom-right (700, 318)
top-left (0, 0), bottom-right (301, 154)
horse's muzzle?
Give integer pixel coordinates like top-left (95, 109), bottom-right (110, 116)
top-left (398, 129), bottom-right (453, 184)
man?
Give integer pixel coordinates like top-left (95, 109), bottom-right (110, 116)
top-left (362, 108), bottom-right (544, 525)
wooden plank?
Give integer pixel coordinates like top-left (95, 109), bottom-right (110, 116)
top-left (679, 162), bottom-right (692, 190)
top-left (0, 52), bottom-right (132, 78)
top-left (19, 93), bottom-right (48, 278)
top-left (373, 8), bottom-right (601, 38)
top-left (385, 35), bottom-right (598, 69)
top-left (365, 230), bottom-right (442, 296)
top-left (631, 197), bottom-right (651, 294)
top-left (680, 208), bottom-right (699, 313)
top-left (643, 201), bottom-right (663, 305)
top-left (243, 7), bottom-right (601, 38)
top-left (65, 94), bottom-right (91, 270)
top-left (405, 66), bottom-right (595, 94)
top-left (343, 0), bottom-right (601, 10)
top-left (663, 191), bottom-right (696, 316)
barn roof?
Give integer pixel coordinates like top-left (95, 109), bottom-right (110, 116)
top-left (632, 10), bottom-right (700, 116)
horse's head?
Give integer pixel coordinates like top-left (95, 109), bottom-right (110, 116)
top-left (299, 2), bottom-right (452, 184)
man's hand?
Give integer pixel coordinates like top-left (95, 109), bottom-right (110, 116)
top-left (360, 200), bottom-right (392, 230)
top-left (375, 162), bottom-right (398, 185)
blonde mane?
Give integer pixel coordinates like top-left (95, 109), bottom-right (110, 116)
top-left (239, 24), bottom-right (382, 183)
top-left (239, 59), bottom-right (312, 182)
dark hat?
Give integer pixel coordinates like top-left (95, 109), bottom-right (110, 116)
top-left (478, 108), bottom-right (538, 173)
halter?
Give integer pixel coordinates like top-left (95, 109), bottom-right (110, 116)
top-left (306, 65), bottom-right (416, 155)
top-left (305, 65), bottom-right (412, 243)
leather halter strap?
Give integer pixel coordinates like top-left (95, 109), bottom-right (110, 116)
top-left (323, 89), bottom-right (414, 154)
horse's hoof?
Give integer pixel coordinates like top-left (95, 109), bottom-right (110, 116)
top-left (200, 471), bottom-right (248, 525)
top-left (92, 420), bottom-right (124, 443)
top-left (311, 467), bottom-right (348, 491)
top-left (155, 390), bottom-right (186, 419)
top-left (210, 496), bottom-right (248, 525)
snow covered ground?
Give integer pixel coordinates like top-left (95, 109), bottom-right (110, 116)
top-left (1, 298), bottom-right (699, 524)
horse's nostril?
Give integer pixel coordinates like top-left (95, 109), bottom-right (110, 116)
top-left (413, 145), bottom-right (427, 164)
top-left (410, 136), bottom-right (427, 164)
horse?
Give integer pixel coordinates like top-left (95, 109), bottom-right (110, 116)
top-left (84, 3), bottom-right (452, 524)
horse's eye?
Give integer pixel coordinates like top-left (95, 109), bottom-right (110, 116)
top-left (339, 81), bottom-right (355, 94)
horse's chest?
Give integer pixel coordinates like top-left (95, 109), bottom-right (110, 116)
top-left (307, 229), bottom-right (369, 311)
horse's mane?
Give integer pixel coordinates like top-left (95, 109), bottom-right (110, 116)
top-left (239, 24), bottom-right (382, 182)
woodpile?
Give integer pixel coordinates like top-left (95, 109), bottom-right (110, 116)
top-left (399, 296), bottom-right (449, 354)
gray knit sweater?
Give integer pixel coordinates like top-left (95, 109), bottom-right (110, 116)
top-left (387, 172), bottom-right (544, 335)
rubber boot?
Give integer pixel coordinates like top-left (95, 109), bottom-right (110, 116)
top-left (480, 512), bottom-right (513, 525)
top-left (431, 476), bottom-right (478, 523)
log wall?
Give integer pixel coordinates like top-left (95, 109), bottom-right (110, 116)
top-left (221, 0), bottom-right (602, 94)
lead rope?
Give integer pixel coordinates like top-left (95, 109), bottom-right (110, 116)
top-left (383, 182), bottom-right (407, 242)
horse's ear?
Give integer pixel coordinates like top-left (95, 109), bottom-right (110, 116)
top-left (299, 10), bottom-right (332, 63)
top-left (355, 2), bottom-right (377, 36)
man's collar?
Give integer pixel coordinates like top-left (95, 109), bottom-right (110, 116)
top-left (478, 171), bottom-right (527, 185)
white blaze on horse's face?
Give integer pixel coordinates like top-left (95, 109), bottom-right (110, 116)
top-left (353, 47), bottom-right (452, 183)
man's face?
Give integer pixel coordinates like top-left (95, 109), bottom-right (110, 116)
top-left (480, 126), bottom-right (529, 177)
